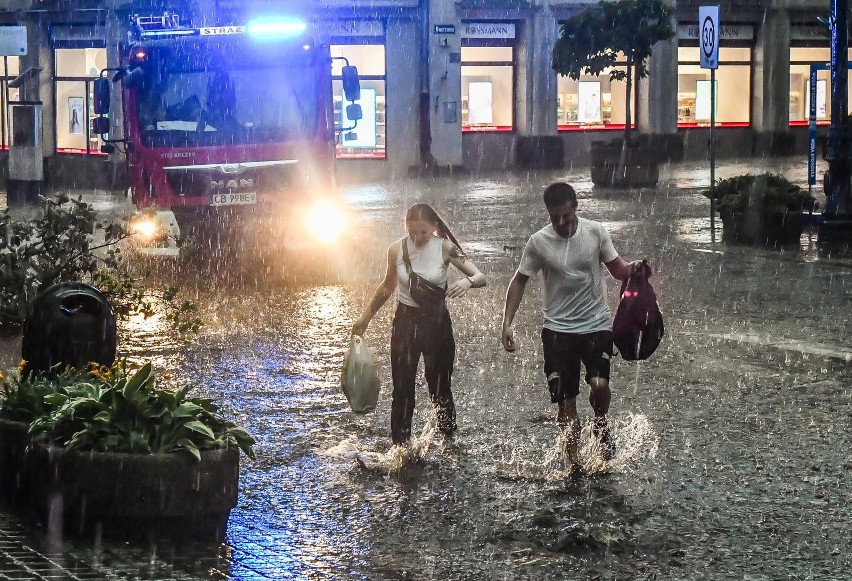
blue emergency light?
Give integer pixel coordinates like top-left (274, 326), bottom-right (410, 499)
top-left (246, 18), bottom-right (307, 39)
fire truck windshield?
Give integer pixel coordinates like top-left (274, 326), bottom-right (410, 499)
top-left (132, 40), bottom-right (320, 148)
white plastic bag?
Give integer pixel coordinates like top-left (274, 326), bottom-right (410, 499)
top-left (341, 335), bottom-right (380, 413)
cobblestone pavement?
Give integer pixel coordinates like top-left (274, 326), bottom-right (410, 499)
top-left (0, 154), bottom-right (850, 580)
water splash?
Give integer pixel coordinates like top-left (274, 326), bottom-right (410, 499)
top-left (496, 413), bottom-right (659, 482)
top-left (321, 422), bottom-right (439, 477)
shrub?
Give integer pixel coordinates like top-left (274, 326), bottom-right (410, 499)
top-left (705, 173), bottom-right (817, 214)
top-left (0, 362), bottom-right (254, 462)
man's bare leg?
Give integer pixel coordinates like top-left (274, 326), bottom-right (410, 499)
top-left (557, 397), bottom-right (581, 468)
top-left (589, 377), bottom-right (615, 460)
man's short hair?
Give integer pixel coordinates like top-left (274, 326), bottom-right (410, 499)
top-left (543, 182), bottom-right (577, 208)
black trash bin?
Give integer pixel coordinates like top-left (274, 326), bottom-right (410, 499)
top-left (21, 282), bottom-right (117, 377)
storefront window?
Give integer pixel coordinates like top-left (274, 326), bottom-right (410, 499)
top-left (556, 59), bottom-right (627, 130)
top-left (0, 56), bottom-right (21, 149)
top-left (461, 47), bottom-right (514, 131)
top-left (333, 44), bottom-right (386, 159)
top-left (789, 47), bottom-right (852, 125)
top-left (55, 48), bottom-right (107, 155)
top-left (677, 47), bottom-right (751, 126)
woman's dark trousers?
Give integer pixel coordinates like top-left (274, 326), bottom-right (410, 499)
top-left (390, 303), bottom-right (456, 444)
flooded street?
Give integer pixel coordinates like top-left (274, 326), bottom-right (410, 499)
top-left (2, 157), bottom-right (852, 579)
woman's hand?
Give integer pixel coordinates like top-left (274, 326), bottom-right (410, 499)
top-left (352, 314), bottom-right (370, 336)
top-left (501, 325), bottom-right (517, 352)
top-left (446, 276), bottom-right (474, 299)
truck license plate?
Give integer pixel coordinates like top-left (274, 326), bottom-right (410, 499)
top-left (210, 192), bottom-right (257, 206)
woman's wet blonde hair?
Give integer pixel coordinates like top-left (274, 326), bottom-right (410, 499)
top-left (405, 203), bottom-right (464, 254)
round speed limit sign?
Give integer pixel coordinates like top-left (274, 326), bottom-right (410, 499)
top-left (701, 16), bottom-right (715, 61)
top-left (698, 6), bottom-right (719, 69)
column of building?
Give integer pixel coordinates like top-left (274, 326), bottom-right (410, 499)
top-left (518, 7), bottom-right (557, 136)
top-left (20, 14), bottom-right (53, 161)
top-left (751, 8), bottom-right (792, 154)
top-left (638, 31), bottom-right (680, 157)
top-left (385, 17), bottom-right (421, 177)
top-left (427, 0), bottom-right (462, 168)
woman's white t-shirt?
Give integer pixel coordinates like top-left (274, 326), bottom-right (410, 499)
top-left (396, 236), bottom-right (448, 308)
top-left (517, 218), bottom-right (618, 333)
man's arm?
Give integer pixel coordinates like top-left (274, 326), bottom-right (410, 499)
top-left (501, 271), bottom-right (530, 352)
top-left (604, 256), bottom-right (635, 282)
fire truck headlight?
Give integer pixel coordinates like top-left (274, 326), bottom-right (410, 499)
top-left (304, 200), bottom-right (345, 245)
top-left (130, 216), bottom-right (162, 241)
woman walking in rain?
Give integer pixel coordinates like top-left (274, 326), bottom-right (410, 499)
top-left (352, 203), bottom-right (486, 445)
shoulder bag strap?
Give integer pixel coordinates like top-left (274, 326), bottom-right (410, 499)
top-left (400, 237), bottom-right (412, 274)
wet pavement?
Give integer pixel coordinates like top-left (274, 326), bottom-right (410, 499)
top-left (1, 155), bottom-right (851, 580)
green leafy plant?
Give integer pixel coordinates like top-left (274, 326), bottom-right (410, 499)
top-left (1, 362), bottom-right (254, 462)
top-left (0, 194), bottom-right (201, 333)
top-left (704, 173), bottom-right (817, 214)
top-left (0, 365), bottom-right (70, 423)
top-left (552, 0), bottom-right (675, 144)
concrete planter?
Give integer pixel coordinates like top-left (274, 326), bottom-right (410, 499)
top-left (18, 440), bottom-right (239, 541)
top-left (515, 136), bottom-right (565, 169)
top-left (590, 140), bottom-right (659, 188)
top-left (719, 207), bottom-right (806, 246)
top-left (0, 418), bottom-right (29, 505)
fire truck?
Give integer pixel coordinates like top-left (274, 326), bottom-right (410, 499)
top-left (92, 13), bottom-right (363, 255)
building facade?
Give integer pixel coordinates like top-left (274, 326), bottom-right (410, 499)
top-left (0, 0), bottom-right (839, 187)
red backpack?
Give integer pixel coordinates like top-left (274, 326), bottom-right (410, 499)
top-left (612, 260), bottom-right (664, 360)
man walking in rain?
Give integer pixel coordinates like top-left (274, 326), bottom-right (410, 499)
top-left (500, 182), bottom-right (637, 469)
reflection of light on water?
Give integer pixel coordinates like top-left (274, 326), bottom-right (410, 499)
top-left (124, 311), bottom-right (166, 335)
top-left (675, 217), bottom-right (715, 244)
top-left (463, 182), bottom-right (517, 202)
top-left (600, 220), bottom-right (629, 234)
top-left (343, 184), bottom-right (389, 210)
top-left (302, 286), bottom-right (348, 323)
top-left (119, 311), bottom-right (182, 366)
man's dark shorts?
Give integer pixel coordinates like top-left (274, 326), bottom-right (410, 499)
top-left (541, 328), bottom-right (614, 403)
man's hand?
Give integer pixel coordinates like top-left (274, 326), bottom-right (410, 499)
top-left (501, 325), bottom-right (517, 352)
top-left (629, 259), bottom-right (651, 278)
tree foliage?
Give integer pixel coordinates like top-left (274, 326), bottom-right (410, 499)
top-left (552, 0), bottom-right (675, 143)
top-left (552, 0), bottom-right (675, 82)
top-left (0, 195), bottom-right (200, 333)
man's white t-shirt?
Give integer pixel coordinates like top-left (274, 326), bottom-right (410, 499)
top-left (517, 217), bottom-right (618, 333)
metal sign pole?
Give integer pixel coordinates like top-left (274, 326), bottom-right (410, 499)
top-left (808, 64), bottom-right (819, 197)
top-left (1, 56), bottom-right (7, 150)
top-left (710, 67), bottom-right (716, 243)
top-left (699, 5), bottom-right (720, 244)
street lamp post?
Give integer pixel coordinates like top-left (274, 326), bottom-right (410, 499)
top-left (820, 0), bottom-right (852, 251)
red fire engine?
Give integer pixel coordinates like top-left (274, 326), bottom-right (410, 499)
top-left (93, 13), bottom-right (363, 255)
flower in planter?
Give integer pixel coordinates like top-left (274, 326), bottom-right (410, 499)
top-left (1, 362), bottom-right (254, 462)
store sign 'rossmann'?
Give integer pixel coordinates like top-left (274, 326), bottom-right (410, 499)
top-left (676, 23), bottom-right (753, 41)
top-left (462, 22), bottom-right (516, 39)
